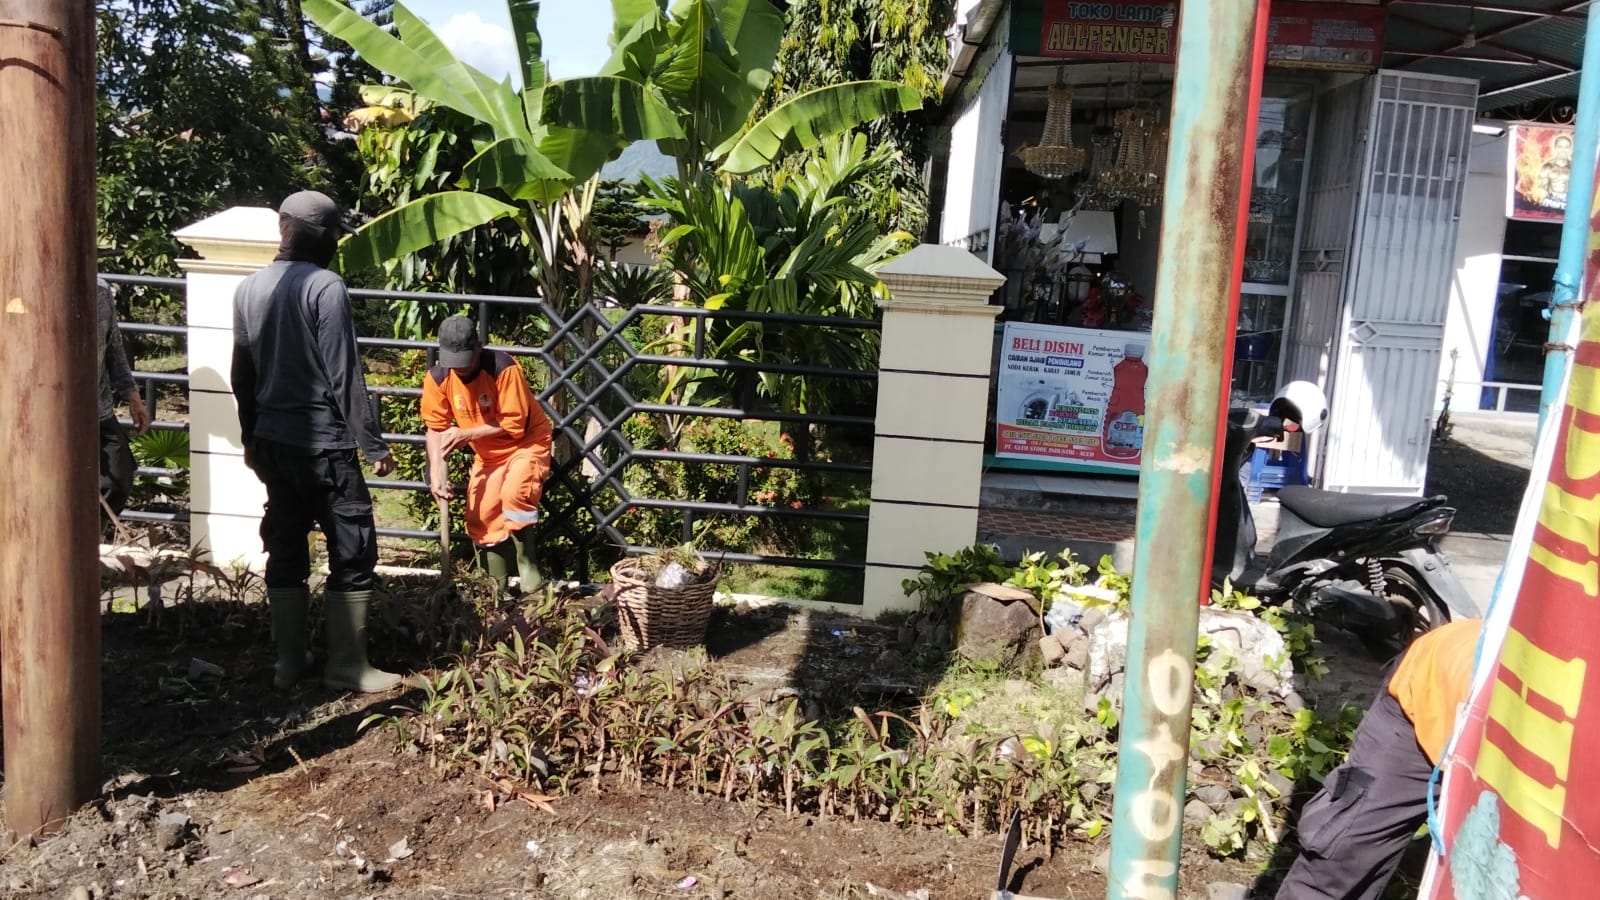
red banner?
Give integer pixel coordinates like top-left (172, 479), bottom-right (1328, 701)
top-left (1425, 163), bottom-right (1600, 898)
top-left (1032, 0), bottom-right (1384, 71)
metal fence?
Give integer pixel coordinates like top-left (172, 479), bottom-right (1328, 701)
top-left (103, 273), bottom-right (190, 529)
top-left (110, 275), bottom-right (880, 584)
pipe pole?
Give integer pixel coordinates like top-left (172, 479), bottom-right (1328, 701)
top-left (1537, 4), bottom-right (1600, 439)
top-left (0, 0), bottom-right (102, 836)
top-left (1105, 1), bottom-right (1269, 897)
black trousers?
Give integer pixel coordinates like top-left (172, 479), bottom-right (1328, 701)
top-left (250, 439), bottom-right (378, 592)
top-left (99, 415), bottom-right (135, 516)
top-left (1275, 690), bottom-right (1435, 900)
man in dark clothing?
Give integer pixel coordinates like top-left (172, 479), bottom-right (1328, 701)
top-left (98, 277), bottom-right (150, 516)
top-left (1274, 617), bottom-right (1482, 900)
top-left (232, 190), bottom-right (400, 694)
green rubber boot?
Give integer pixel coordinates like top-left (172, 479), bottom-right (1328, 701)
top-left (479, 541), bottom-right (515, 595)
top-left (512, 529), bottom-right (545, 595)
top-left (267, 586), bottom-right (311, 690)
top-left (322, 590), bottom-right (403, 693)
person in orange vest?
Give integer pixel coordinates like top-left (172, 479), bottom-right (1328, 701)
top-left (1274, 616), bottom-right (1483, 900)
top-left (422, 316), bottom-right (554, 594)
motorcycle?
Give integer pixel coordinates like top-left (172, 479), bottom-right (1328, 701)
top-left (1211, 381), bottom-right (1482, 655)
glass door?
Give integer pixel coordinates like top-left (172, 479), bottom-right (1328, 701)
top-left (1231, 79), bottom-right (1315, 405)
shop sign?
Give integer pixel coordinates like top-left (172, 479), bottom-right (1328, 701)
top-left (1265, 2), bottom-right (1385, 71)
top-left (1507, 123), bottom-right (1576, 222)
top-left (994, 321), bottom-right (1148, 472)
top-left (1036, 1), bottom-right (1179, 62)
top-left (1422, 180), bottom-right (1600, 896)
top-left (1022, 0), bottom-right (1384, 72)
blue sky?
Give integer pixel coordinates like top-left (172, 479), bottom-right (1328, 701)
top-left (404, 0), bottom-right (614, 81)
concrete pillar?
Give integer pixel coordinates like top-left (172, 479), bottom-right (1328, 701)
top-left (174, 207), bottom-right (280, 569)
top-left (861, 244), bottom-right (1005, 617)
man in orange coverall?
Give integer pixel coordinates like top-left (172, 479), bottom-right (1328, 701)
top-left (422, 316), bottom-right (553, 594)
top-left (1275, 616), bottom-right (1483, 900)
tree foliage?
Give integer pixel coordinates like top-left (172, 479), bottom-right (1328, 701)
top-left (758, 0), bottom-right (954, 236)
top-left (95, 0), bottom-right (377, 276)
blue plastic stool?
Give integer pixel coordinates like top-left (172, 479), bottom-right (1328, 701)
top-left (1246, 444), bottom-right (1308, 504)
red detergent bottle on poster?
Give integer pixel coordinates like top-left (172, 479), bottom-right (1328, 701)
top-left (1102, 343), bottom-right (1148, 460)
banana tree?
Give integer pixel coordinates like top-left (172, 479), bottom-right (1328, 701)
top-left (306, 0), bottom-right (920, 297)
top-left (642, 133), bottom-right (912, 414)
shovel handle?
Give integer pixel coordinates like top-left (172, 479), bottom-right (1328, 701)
top-left (436, 495), bottom-right (452, 572)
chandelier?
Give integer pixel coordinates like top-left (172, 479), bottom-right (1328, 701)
top-left (1092, 66), bottom-right (1168, 208)
top-left (1020, 71), bottom-right (1087, 180)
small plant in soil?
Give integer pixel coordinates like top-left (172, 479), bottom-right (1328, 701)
top-left (354, 549), bottom-right (1363, 862)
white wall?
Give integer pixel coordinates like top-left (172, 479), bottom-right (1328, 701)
top-left (1437, 125), bottom-right (1510, 409)
top-left (939, 49), bottom-right (1013, 259)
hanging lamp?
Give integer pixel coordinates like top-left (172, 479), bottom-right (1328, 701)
top-left (1020, 69), bottom-right (1087, 180)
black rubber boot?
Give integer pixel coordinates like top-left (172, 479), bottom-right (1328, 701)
top-left (478, 540), bottom-right (515, 595)
top-left (322, 590), bottom-right (402, 693)
top-left (267, 585), bottom-right (311, 690)
top-left (512, 528), bottom-right (544, 595)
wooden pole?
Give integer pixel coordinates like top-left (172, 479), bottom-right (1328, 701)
top-left (0, 0), bottom-right (102, 836)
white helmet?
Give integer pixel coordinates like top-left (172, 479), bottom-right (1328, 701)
top-left (1269, 380), bottom-right (1329, 435)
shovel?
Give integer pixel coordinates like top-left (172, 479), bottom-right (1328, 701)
top-left (436, 495), bottom-right (452, 575)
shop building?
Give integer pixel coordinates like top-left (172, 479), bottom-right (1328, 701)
top-left (929, 0), bottom-right (1586, 496)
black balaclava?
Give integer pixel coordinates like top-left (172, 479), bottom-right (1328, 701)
top-left (275, 216), bottom-right (339, 268)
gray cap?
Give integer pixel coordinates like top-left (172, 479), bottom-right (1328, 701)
top-left (278, 190), bottom-right (355, 236)
top-left (438, 315), bottom-right (481, 368)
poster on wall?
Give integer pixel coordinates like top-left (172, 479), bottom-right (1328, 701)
top-left (994, 322), bottom-right (1149, 472)
top-left (1420, 163), bottom-right (1600, 897)
top-left (1012, 0), bottom-right (1384, 72)
top-left (1264, 2), bottom-right (1385, 71)
top-left (1507, 123), bottom-right (1576, 222)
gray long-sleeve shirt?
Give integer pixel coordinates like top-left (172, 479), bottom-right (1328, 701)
top-left (98, 278), bottom-right (137, 421)
top-left (230, 261), bottom-right (388, 459)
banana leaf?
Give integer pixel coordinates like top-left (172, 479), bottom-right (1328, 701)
top-left (717, 81), bottom-right (922, 175)
top-left (337, 191), bottom-right (521, 273)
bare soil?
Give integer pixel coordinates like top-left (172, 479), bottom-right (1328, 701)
top-left (0, 593), bottom-right (1297, 900)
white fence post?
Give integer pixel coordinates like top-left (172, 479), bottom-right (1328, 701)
top-left (174, 207), bottom-right (280, 569)
top-left (861, 244), bottom-right (1005, 617)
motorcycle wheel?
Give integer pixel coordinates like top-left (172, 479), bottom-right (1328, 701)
top-left (1361, 566), bottom-right (1451, 659)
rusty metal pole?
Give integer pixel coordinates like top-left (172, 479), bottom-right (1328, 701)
top-left (0, 0), bottom-right (102, 836)
top-left (1105, 1), bottom-right (1269, 898)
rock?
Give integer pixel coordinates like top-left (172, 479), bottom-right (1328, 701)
top-left (1063, 633), bottom-right (1091, 671)
top-left (1264, 772), bottom-right (1295, 800)
top-left (1198, 608), bottom-right (1294, 696)
top-left (874, 648), bottom-right (906, 672)
top-left (1194, 735), bottom-right (1225, 760)
top-left (953, 585), bottom-right (1041, 669)
top-left (1207, 883), bottom-right (1249, 900)
top-left (155, 812), bottom-right (191, 850)
top-left (69, 888), bottom-right (91, 900)
top-left (1193, 783), bottom-right (1233, 809)
top-left (1184, 798), bottom-right (1213, 823)
top-left (1039, 634), bottom-right (1067, 665)
top-left (187, 658), bottom-right (225, 681)
top-left (1282, 690), bottom-right (1308, 712)
top-left (1078, 607), bottom-right (1109, 635)
top-left (1093, 846), bottom-right (1111, 873)
top-left (1086, 613), bottom-right (1130, 688)
top-left (1079, 782), bottom-right (1102, 804)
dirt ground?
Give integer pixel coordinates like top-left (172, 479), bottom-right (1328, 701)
top-left (0, 595), bottom-right (1292, 900)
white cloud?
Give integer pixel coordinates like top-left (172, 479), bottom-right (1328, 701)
top-left (435, 12), bottom-right (520, 84)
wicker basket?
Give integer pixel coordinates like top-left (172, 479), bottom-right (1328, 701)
top-left (609, 558), bottom-right (720, 651)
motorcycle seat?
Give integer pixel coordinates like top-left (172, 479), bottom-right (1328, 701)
top-left (1276, 486), bottom-right (1446, 529)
